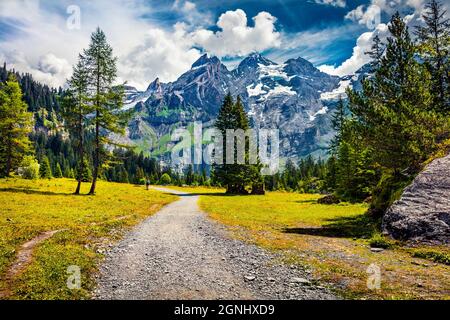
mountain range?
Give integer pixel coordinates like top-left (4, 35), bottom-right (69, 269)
top-left (122, 53), bottom-right (361, 162)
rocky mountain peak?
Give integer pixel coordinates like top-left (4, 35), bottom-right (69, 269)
top-left (147, 77), bottom-right (162, 92)
top-left (191, 54), bottom-right (221, 69)
top-left (238, 53), bottom-right (276, 69)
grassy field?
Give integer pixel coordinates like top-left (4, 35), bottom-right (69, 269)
top-left (167, 187), bottom-right (449, 300)
top-left (0, 178), bottom-right (177, 300)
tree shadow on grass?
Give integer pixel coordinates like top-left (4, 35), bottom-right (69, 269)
top-left (283, 214), bottom-right (380, 239)
top-left (0, 187), bottom-right (84, 197)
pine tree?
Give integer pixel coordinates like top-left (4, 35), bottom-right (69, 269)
top-left (214, 94), bottom-right (263, 194)
top-left (329, 98), bottom-right (346, 155)
top-left (365, 35), bottom-right (385, 70)
top-left (62, 54), bottom-right (91, 194)
top-left (76, 158), bottom-right (92, 182)
top-left (83, 28), bottom-right (129, 195)
top-left (54, 163), bottom-right (63, 178)
top-left (0, 74), bottom-right (33, 177)
top-left (39, 156), bottom-right (52, 179)
top-left (415, 0), bottom-right (450, 112)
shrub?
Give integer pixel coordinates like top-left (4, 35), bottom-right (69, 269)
top-left (411, 249), bottom-right (450, 265)
top-left (159, 173), bottom-right (172, 185)
top-left (18, 156), bottom-right (40, 180)
top-left (369, 233), bottom-right (394, 249)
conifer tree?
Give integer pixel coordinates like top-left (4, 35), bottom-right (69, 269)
top-left (62, 54), bottom-right (91, 194)
top-left (83, 28), bottom-right (128, 195)
top-left (0, 75), bottom-right (33, 177)
top-left (214, 94), bottom-right (263, 194)
top-left (415, 0), bottom-right (450, 112)
top-left (39, 156), bottom-right (52, 179)
top-left (54, 163), bottom-right (63, 178)
top-left (365, 35), bottom-right (385, 70)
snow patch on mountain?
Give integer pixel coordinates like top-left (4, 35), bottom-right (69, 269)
top-left (247, 83), bottom-right (267, 97)
top-left (309, 107), bottom-right (328, 122)
top-left (320, 79), bottom-right (351, 101)
top-left (265, 84), bottom-right (296, 97)
top-left (258, 64), bottom-right (293, 81)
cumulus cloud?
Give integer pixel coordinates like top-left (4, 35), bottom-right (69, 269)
top-left (190, 9), bottom-right (281, 57)
top-left (318, 23), bottom-right (388, 76)
top-left (119, 23), bottom-right (201, 88)
top-left (319, 0), bottom-right (447, 76)
top-left (0, 1), bottom-right (284, 89)
top-left (172, 0), bottom-right (213, 27)
top-left (314, 0), bottom-right (346, 7)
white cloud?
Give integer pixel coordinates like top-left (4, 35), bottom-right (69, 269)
top-left (190, 9), bottom-right (281, 58)
top-left (318, 23), bottom-right (388, 76)
top-left (320, 0), bottom-right (445, 76)
top-left (315, 0), bottom-right (346, 7)
top-left (0, 1), bottom-right (283, 90)
top-left (172, 0), bottom-right (213, 27)
top-left (119, 23), bottom-right (201, 88)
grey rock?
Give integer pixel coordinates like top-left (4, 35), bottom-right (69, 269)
top-left (290, 277), bottom-right (311, 285)
top-left (382, 154), bottom-right (450, 244)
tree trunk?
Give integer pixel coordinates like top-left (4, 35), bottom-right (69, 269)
top-left (89, 63), bottom-right (101, 195)
top-left (5, 131), bottom-right (13, 177)
top-left (75, 111), bottom-right (83, 195)
top-left (89, 115), bottom-right (99, 195)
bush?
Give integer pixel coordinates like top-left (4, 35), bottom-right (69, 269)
top-left (159, 173), bottom-right (172, 185)
top-left (369, 233), bottom-right (394, 249)
top-left (411, 249), bottom-right (450, 265)
top-left (18, 156), bottom-right (40, 180)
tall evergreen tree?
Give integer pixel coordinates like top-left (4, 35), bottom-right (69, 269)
top-left (0, 75), bottom-right (33, 177)
top-left (329, 98), bottom-right (347, 155)
top-left (365, 35), bottom-right (385, 69)
top-left (83, 28), bottom-right (128, 195)
top-left (415, 0), bottom-right (450, 112)
top-left (214, 94), bottom-right (263, 194)
top-left (54, 162), bottom-right (63, 178)
top-left (39, 156), bottom-right (52, 179)
top-left (62, 55), bottom-right (91, 194)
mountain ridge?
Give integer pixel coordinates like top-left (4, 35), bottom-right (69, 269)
top-left (123, 53), bottom-right (352, 161)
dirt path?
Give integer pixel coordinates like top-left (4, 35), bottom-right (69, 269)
top-left (0, 229), bottom-right (63, 299)
top-left (94, 187), bottom-right (337, 300)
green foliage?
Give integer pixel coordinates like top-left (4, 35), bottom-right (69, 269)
top-left (54, 163), bottom-right (63, 178)
top-left (0, 75), bottom-right (34, 177)
top-left (160, 173), bottom-right (172, 185)
top-left (369, 233), bottom-right (395, 249)
top-left (415, 0), bottom-right (450, 113)
top-left (214, 94), bottom-right (264, 194)
top-left (76, 158), bottom-right (92, 182)
top-left (82, 28), bottom-right (130, 194)
top-left (18, 155), bottom-right (40, 180)
top-left (39, 156), bottom-right (52, 179)
top-left (331, 8), bottom-right (450, 212)
top-left (411, 249), bottom-right (450, 265)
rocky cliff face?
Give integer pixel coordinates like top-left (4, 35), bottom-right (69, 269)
top-left (382, 154), bottom-right (450, 244)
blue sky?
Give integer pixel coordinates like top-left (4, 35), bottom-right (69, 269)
top-left (0, 0), bottom-right (434, 89)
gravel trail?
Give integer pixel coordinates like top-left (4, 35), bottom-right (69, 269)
top-left (94, 187), bottom-right (337, 300)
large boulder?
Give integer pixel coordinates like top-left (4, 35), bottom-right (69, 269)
top-left (382, 154), bottom-right (450, 244)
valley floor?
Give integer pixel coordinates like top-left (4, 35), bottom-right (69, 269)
top-left (174, 186), bottom-right (448, 300)
top-left (0, 179), bottom-right (448, 300)
top-left (0, 178), bottom-right (177, 299)
top-left (94, 187), bottom-right (335, 300)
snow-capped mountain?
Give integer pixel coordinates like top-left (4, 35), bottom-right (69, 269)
top-left (124, 53), bottom-right (350, 160)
